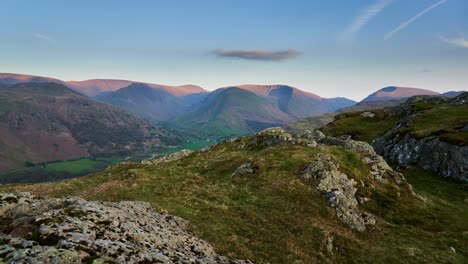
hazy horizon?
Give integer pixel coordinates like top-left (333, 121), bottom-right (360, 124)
top-left (1, 0), bottom-right (467, 100)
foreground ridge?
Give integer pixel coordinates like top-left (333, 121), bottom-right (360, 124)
top-left (0, 193), bottom-right (252, 264)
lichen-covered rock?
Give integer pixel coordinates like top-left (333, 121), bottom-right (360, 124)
top-left (360, 111), bottom-right (375, 118)
top-left (232, 160), bottom-right (258, 177)
top-left (0, 193), bottom-right (252, 264)
top-left (253, 127), bottom-right (294, 147)
top-left (294, 129), bottom-right (326, 141)
top-left (302, 157), bottom-right (376, 231)
top-left (141, 149), bottom-right (195, 165)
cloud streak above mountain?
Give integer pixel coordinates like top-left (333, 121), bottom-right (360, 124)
top-left (213, 49), bottom-right (302, 61)
top-left (339, 0), bottom-right (394, 41)
top-left (441, 36), bottom-right (468, 48)
top-left (385, 0), bottom-right (448, 40)
top-left (32, 33), bottom-right (56, 44)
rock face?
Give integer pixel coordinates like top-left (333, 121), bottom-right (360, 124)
top-left (371, 93), bottom-right (468, 182)
top-left (373, 133), bottom-right (468, 182)
top-left (0, 193), bottom-right (251, 264)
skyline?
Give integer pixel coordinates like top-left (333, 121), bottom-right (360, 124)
top-left (1, 0), bottom-right (467, 100)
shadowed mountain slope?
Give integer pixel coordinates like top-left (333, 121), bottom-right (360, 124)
top-left (0, 82), bottom-right (177, 174)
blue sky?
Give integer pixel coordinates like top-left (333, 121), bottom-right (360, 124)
top-left (0, 0), bottom-right (466, 100)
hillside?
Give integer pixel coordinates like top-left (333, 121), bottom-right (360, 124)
top-left (361, 86), bottom-right (439, 102)
top-left (0, 82), bottom-right (178, 176)
top-left (2, 128), bottom-right (466, 263)
top-left (97, 83), bottom-right (207, 122)
top-left (286, 99), bottom-right (406, 133)
top-left (172, 87), bottom-right (294, 137)
top-left (170, 86), bottom-right (355, 138)
top-left (0, 73), bottom-right (64, 85)
top-left (238, 85), bottom-right (355, 118)
top-left (321, 93), bottom-right (468, 181)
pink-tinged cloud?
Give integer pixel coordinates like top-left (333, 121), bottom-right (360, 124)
top-left (213, 49), bottom-right (302, 61)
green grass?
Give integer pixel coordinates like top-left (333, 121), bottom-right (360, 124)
top-left (43, 157), bottom-right (124, 173)
top-left (403, 104), bottom-right (468, 145)
top-left (321, 110), bottom-right (402, 142)
top-left (44, 159), bottom-right (99, 173)
top-left (0, 156), bottom-right (125, 184)
top-left (2, 140), bottom-right (467, 263)
top-left (286, 113), bottom-right (336, 133)
top-left (321, 101), bottom-right (468, 145)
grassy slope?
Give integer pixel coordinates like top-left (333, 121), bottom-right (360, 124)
top-left (322, 109), bottom-right (402, 142)
top-left (285, 113), bottom-right (336, 133)
top-left (403, 102), bottom-right (468, 145)
top-left (321, 101), bottom-right (468, 145)
top-left (2, 139), bottom-right (466, 263)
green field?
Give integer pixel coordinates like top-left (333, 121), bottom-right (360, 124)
top-left (0, 156), bottom-right (125, 184)
top-left (43, 157), bottom-right (124, 173)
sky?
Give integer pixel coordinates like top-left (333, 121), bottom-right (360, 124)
top-left (0, 0), bottom-right (467, 100)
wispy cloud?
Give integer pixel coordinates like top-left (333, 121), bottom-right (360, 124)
top-left (339, 0), bottom-right (394, 41)
top-left (213, 49), bottom-right (302, 61)
top-left (32, 33), bottom-right (56, 44)
top-left (385, 0), bottom-right (448, 40)
top-left (441, 36), bottom-right (468, 48)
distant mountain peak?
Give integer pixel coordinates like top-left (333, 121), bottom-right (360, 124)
top-left (362, 86), bottom-right (440, 102)
top-left (237, 84), bottom-right (322, 99)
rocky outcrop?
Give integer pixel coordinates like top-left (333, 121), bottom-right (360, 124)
top-left (252, 127), bottom-right (294, 147)
top-left (141, 149), bottom-right (194, 165)
top-left (302, 155), bottom-right (376, 231)
top-left (373, 133), bottom-right (468, 182)
top-left (363, 93), bottom-right (468, 182)
top-left (0, 193), bottom-right (251, 264)
top-left (246, 127), bottom-right (415, 230)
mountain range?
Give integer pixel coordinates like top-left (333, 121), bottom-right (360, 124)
top-left (0, 73), bottom-right (464, 140)
top-left (0, 73), bottom-right (357, 136)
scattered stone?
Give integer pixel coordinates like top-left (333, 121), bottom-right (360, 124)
top-left (0, 193), bottom-right (252, 264)
top-left (360, 111), bottom-right (375, 118)
top-left (450, 246), bottom-right (457, 254)
top-left (232, 160), bottom-right (258, 177)
top-left (322, 233), bottom-right (334, 253)
top-left (123, 171), bottom-right (136, 178)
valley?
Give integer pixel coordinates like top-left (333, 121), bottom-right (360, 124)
top-left (0, 73), bottom-right (466, 263)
